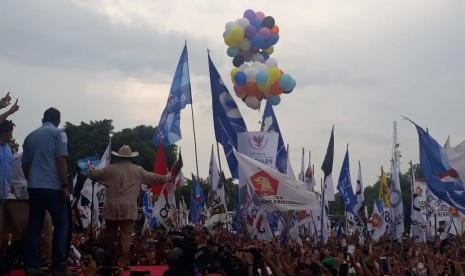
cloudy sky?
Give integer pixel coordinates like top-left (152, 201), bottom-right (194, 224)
top-left (1, 0), bottom-right (465, 189)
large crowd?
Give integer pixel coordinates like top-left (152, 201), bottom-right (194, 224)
top-left (45, 225), bottom-right (465, 275)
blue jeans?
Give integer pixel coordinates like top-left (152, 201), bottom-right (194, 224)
top-left (24, 188), bottom-right (69, 272)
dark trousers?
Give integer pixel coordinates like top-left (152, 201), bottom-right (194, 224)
top-left (24, 188), bottom-right (69, 272)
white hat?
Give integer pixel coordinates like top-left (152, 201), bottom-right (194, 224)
top-left (111, 145), bottom-right (139, 158)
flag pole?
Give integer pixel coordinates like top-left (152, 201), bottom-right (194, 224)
top-left (216, 142), bottom-right (223, 172)
top-left (189, 43), bottom-right (199, 178)
top-left (320, 177), bottom-right (324, 244)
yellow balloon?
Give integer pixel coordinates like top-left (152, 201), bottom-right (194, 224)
top-left (268, 67), bottom-right (281, 83)
top-left (230, 26), bottom-right (245, 43)
top-left (230, 68), bottom-right (240, 83)
top-left (265, 46), bottom-right (274, 55)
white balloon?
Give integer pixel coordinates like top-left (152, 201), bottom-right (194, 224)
top-left (239, 64), bottom-right (249, 71)
top-left (235, 18), bottom-right (250, 28)
top-left (252, 53), bottom-right (264, 62)
top-left (265, 58), bottom-right (278, 67)
top-left (245, 96), bottom-right (261, 110)
top-left (225, 21), bottom-right (237, 32)
top-left (239, 39), bottom-right (251, 51)
top-left (244, 67), bottom-right (258, 82)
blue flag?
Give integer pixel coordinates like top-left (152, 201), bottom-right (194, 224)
top-left (189, 174), bottom-right (206, 224)
top-left (76, 153), bottom-right (100, 173)
top-left (413, 122), bottom-right (465, 214)
top-left (337, 148), bottom-right (357, 213)
top-left (261, 100), bottom-right (290, 174)
top-left (155, 44), bottom-right (192, 146)
top-left (208, 54), bottom-right (247, 178)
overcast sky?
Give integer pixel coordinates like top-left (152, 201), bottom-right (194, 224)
top-left (1, 0), bottom-right (465, 190)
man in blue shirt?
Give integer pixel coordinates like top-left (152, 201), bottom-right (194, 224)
top-left (22, 108), bottom-right (71, 276)
top-left (0, 120), bottom-right (15, 199)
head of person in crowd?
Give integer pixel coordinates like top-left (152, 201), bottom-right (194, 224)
top-left (0, 119), bottom-right (15, 144)
top-left (42, 107), bottom-right (61, 127)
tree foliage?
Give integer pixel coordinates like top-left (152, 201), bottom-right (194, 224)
top-left (64, 120), bottom-right (177, 173)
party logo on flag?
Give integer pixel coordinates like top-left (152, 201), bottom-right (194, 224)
top-left (250, 170), bottom-right (278, 196)
top-left (370, 213), bottom-right (382, 227)
top-left (295, 210), bottom-right (311, 223)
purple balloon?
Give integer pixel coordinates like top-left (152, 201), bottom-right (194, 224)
top-left (258, 27), bottom-right (270, 39)
top-left (243, 9), bottom-right (256, 21)
top-left (244, 25), bottom-right (257, 39)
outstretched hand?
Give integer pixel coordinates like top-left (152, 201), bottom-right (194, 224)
top-left (0, 92), bottom-right (11, 108)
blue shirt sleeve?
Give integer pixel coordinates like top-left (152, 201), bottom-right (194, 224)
top-left (55, 129), bottom-right (69, 157)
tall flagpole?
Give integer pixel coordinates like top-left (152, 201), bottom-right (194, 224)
top-left (189, 42), bottom-right (199, 177)
top-left (320, 177), bottom-right (324, 243)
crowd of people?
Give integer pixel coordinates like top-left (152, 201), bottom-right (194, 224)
top-left (55, 224), bottom-right (465, 276)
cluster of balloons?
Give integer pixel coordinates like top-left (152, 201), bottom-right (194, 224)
top-left (224, 9), bottom-right (296, 110)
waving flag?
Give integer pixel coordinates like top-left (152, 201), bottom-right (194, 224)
top-left (379, 166), bottom-right (390, 207)
top-left (170, 149), bottom-right (183, 184)
top-left (189, 174), bottom-right (206, 224)
top-left (304, 151), bottom-right (316, 191)
top-left (369, 199), bottom-right (386, 241)
top-left (80, 142), bottom-right (111, 228)
top-left (412, 172), bottom-right (427, 243)
top-left (321, 127), bottom-right (335, 201)
top-left (261, 100), bottom-right (293, 175)
top-left (354, 161), bottom-right (365, 215)
top-left (152, 139), bottom-right (168, 195)
top-left (155, 44), bottom-right (192, 146)
top-left (208, 145), bottom-right (221, 191)
top-left (412, 122), bottom-right (465, 214)
top-left (233, 148), bottom-right (320, 212)
top-left (389, 158), bottom-right (404, 241)
top-left (208, 53), bottom-right (247, 179)
top-left (152, 181), bottom-right (176, 231)
top-left (252, 205), bottom-right (273, 241)
top-left (337, 147), bottom-right (357, 213)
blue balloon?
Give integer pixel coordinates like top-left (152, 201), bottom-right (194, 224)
top-left (251, 34), bottom-right (264, 49)
top-left (234, 71), bottom-right (247, 85)
top-left (227, 47), bottom-right (240, 57)
top-left (267, 34), bottom-right (279, 45)
top-left (255, 70), bottom-right (268, 85)
top-left (278, 74), bottom-right (291, 89)
top-left (251, 18), bottom-right (262, 30)
top-left (270, 96), bottom-right (281, 106)
top-left (261, 51), bottom-right (270, 60)
top-left (288, 78), bottom-right (296, 90)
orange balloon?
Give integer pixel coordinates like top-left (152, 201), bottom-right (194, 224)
top-left (245, 82), bottom-right (264, 99)
top-left (269, 81), bottom-right (283, 96)
top-left (271, 25), bottom-right (279, 35)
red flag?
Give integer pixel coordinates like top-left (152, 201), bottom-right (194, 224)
top-left (151, 139), bottom-right (168, 195)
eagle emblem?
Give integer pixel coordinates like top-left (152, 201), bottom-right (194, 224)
top-left (250, 170), bottom-right (278, 196)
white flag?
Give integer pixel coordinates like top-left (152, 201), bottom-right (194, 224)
top-left (152, 181), bottom-right (177, 231)
top-left (370, 199), bottom-right (386, 241)
top-left (208, 146), bottom-right (221, 191)
top-left (233, 148), bottom-right (320, 212)
top-left (304, 151), bottom-right (316, 192)
top-left (412, 175), bottom-right (427, 243)
top-left (389, 159), bottom-right (404, 241)
top-left (252, 205), bottom-right (273, 241)
top-left (80, 142), bottom-right (111, 228)
top-left (204, 186), bottom-right (228, 235)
